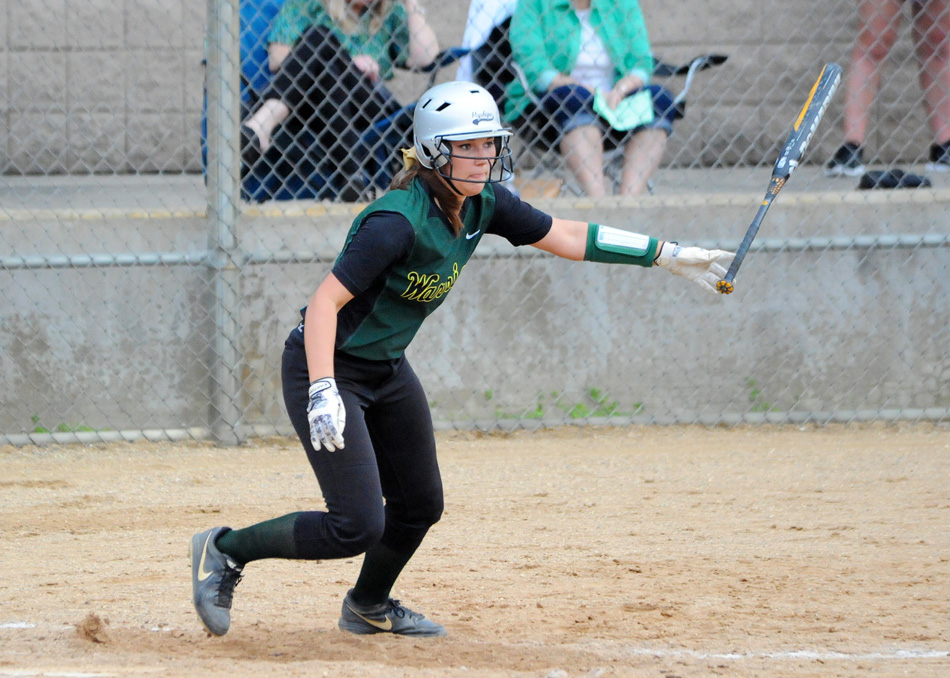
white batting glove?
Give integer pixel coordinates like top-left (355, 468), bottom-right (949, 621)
top-left (654, 241), bottom-right (735, 294)
top-left (307, 378), bottom-right (346, 452)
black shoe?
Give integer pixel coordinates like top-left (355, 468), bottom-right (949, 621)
top-left (926, 141), bottom-right (950, 172)
top-left (190, 527), bottom-right (244, 636)
top-left (858, 169), bottom-right (932, 190)
top-left (826, 142), bottom-right (866, 177)
top-left (338, 590), bottom-right (447, 637)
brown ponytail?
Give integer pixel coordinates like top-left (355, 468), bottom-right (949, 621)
top-left (390, 165), bottom-right (465, 236)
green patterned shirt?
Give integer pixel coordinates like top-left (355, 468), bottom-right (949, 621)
top-left (268, 0), bottom-right (410, 80)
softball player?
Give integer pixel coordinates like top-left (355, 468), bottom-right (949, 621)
top-left (190, 81), bottom-right (734, 638)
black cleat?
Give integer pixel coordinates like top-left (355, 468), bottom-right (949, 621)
top-left (926, 141), bottom-right (950, 172)
top-left (826, 142), bottom-right (866, 177)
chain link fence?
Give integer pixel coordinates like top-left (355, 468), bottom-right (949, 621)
top-left (2, 0), bottom-right (948, 445)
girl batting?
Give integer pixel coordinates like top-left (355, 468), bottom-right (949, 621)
top-left (190, 81), bottom-right (733, 638)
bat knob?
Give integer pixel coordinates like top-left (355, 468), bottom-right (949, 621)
top-left (716, 280), bottom-right (734, 295)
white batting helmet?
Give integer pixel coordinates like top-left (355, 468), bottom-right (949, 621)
top-left (413, 81), bottom-right (513, 183)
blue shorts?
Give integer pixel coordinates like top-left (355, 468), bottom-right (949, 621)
top-left (539, 83), bottom-right (678, 139)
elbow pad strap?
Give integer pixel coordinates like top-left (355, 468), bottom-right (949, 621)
top-left (583, 223), bottom-right (658, 267)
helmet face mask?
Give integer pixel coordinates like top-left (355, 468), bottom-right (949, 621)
top-left (434, 135), bottom-right (513, 185)
top-left (413, 81), bottom-right (514, 184)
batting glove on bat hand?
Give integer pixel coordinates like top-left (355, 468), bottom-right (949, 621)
top-left (654, 241), bottom-right (735, 294)
top-left (307, 378), bottom-right (346, 452)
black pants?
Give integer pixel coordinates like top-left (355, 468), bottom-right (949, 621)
top-left (281, 324), bottom-right (443, 559)
top-left (264, 25), bottom-right (403, 187)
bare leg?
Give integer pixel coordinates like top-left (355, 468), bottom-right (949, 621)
top-left (842, 0), bottom-right (904, 145)
top-left (559, 125), bottom-right (607, 197)
top-left (912, 0), bottom-right (950, 144)
top-left (620, 128), bottom-right (667, 196)
top-left (243, 98), bottom-right (291, 152)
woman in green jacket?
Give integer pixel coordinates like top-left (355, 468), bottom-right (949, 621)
top-left (505, 0), bottom-right (677, 197)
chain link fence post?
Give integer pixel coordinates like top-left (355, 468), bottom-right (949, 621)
top-left (205, 0), bottom-right (244, 445)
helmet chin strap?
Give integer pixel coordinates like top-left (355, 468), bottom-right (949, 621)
top-left (436, 158), bottom-right (467, 196)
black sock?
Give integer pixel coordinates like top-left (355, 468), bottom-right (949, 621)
top-left (349, 542), bottom-right (415, 607)
top-left (215, 512), bottom-right (303, 564)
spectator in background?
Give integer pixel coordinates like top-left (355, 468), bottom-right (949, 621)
top-left (503, 0), bottom-right (677, 197)
top-left (827, 0), bottom-right (950, 176)
top-left (455, 0), bottom-right (517, 98)
top-left (242, 0), bottom-right (439, 197)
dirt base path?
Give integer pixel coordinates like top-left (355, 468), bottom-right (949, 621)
top-left (2, 424), bottom-right (948, 677)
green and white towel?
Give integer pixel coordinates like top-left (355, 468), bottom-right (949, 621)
top-left (593, 89), bottom-right (655, 131)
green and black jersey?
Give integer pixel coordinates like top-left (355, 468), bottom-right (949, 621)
top-left (311, 177), bottom-right (552, 361)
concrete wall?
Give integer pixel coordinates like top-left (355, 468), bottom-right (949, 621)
top-left (0, 0), bottom-right (940, 175)
top-left (3, 187), bottom-right (948, 438)
top-left (1, 0), bottom-right (206, 174)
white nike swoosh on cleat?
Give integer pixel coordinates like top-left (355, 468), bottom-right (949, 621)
top-left (347, 603), bottom-right (393, 630)
top-left (197, 533), bottom-right (215, 582)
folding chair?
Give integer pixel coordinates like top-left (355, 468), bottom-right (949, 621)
top-left (513, 54), bottom-right (727, 194)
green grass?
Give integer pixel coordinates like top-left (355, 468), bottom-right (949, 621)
top-left (746, 378), bottom-right (778, 413)
top-left (492, 388), bottom-right (644, 420)
top-left (31, 415), bottom-right (101, 434)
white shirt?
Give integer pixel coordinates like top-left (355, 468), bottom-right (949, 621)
top-left (568, 9), bottom-right (614, 93)
top-left (455, 0), bottom-right (519, 82)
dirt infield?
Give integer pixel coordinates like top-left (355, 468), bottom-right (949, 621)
top-left (2, 424), bottom-right (948, 677)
